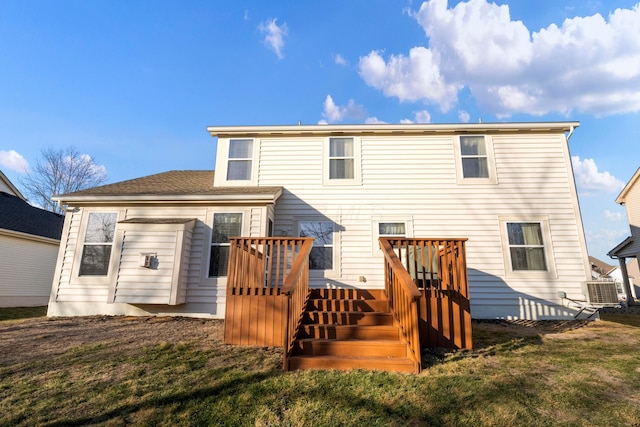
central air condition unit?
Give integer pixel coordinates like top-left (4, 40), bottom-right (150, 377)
top-left (585, 281), bottom-right (619, 304)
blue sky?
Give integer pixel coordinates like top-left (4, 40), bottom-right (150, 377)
top-left (1, 0), bottom-right (639, 262)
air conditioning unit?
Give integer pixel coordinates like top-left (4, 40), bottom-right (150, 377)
top-left (585, 281), bottom-right (619, 304)
top-left (140, 253), bottom-right (156, 268)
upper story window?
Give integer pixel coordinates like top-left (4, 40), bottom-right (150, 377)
top-left (227, 139), bottom-right (253, 181)
top-left (209, 212), bottom-right (243, 277)
top-left (460, 136), bottom-right (489, 178)
top-left (79, 212), bottom-right (117, 276)
top-left (324, 137), bottom-right (361, 185)
top-left (455, 135), bottom-right (497, 184)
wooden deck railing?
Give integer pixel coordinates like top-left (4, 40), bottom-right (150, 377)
top-left (383, 238), bottom-right (472, 350)
top-left (224, 237), bottom-right (314, 349)
top-left (281, 238), bottom-right (314, 371)
top-left (379, 238), bottom-right (423, 373)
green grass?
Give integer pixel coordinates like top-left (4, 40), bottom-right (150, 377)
top-left (1, 312), bottom-right (640, 426)
top-left (0, 306), bottom-right (47, 321)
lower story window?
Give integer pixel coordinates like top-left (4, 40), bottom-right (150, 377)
top-left (209, 213), bottom-right (242, 277)
top-left (507, 222), bottom-right (547, 271)
top-left (298, 220), bottom-right (334, 270)
top-left (79, 212), bottom-right (117, 276)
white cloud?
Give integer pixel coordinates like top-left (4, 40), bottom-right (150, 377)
top-left (400, 118), bottom-right (414, 124)
top-left (321, 95), bottom-right (365, 123)
top-left (334, 54), bottom-right (347, 65)
top-left (259, 18), bottom-right (288, 59)
top-left (0, 149), bottom-right (29, 173)
top-left (571, 156), bottom-right (625, 194)
top-left (365, 117), bottom-right (387, 124)
top-left (604, 209), bottom-right (624, 221)
top-left (458, 110), bottom-right (470, 123)
top-left (359, 0), bottom-right (640, 116)
top-left (414, 110), bottom-right (431, 123)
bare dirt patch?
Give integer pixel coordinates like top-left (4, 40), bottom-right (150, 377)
top-left (0, 316), bottom-right (225, 366)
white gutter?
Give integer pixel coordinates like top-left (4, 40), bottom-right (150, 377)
top-left (54, 190), bottom-right (283, 205)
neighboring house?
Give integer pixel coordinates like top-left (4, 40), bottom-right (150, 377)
top-left (609, 167), bottom-right (640, 302)
top-left (48, 122), bottom-right (592, 320)
top-left (1, 171), bottom-right (65, 307)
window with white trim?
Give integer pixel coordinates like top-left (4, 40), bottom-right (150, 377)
top-left (506, 222), bottom-right (547, 271)
top-left (378, 222), bottom-right (406, 237)
top-left (298, 220), bottom-right (334, 271)
top-left (455, 135), bottom-right (497, 184)
top-left (227, 139), bottom-right (253, 181)
top-left (208, 212), bottom-right (243, 277)
top-left (79, 212), bottom-right (117, 276)
top-left (323, 137), bottom-right (361, 185)
top-left (460, 135), bottom-right (489, 178)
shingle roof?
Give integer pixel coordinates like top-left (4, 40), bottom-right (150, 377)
top-left (56, 170), bottom-right (281, 198)
top-left (0, 192), bottom-right (64, 240)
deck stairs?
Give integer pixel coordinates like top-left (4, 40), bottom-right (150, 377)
top-left (287, 289), bottom-right (418, 373)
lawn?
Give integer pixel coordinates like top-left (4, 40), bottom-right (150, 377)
top-left (1, 310), bottom-right (639, 426)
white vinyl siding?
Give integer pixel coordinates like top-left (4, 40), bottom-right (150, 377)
top-left (0, 232), bottom-right (59, 307)
top-left (256, 132), bottom-right (588, 319)
top-left (48, 205), bottom-right (267, 318)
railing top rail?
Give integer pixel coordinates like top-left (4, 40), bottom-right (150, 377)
top-left (379, 238), bottom-right (422, 299)
top-left (229, 237), bottom-right (312, 242)
top-left (281, 238), bottom-right (315, 296)
top-left (384, 238), bottom-right (469, 243)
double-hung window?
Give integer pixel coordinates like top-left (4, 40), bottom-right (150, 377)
top-left (298, 220), bottom-right (334, 271)
top-left (79, 213), bottom-right (117, 276)
top-left (500, 217), bottom-right (556, 278)
top-left (227, 139), bottom-right (253, 181)
top-left (506, 222), bottom-right (547, 271)
top-left (456, 135), bottom-right (496, 184)
top-left (209, 213), bottom-right (243, 277)
top-left (329, 137), bottom-right (354, 179)
top-left (460, 135), bottom-right (489, 178)
top-left (324, 137), bottom-right (360, 185)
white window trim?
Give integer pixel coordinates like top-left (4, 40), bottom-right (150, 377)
top-left (294, 216), bottom-right (340, 278)
top-left (371, 216), bottom-right (413, 255)
top-left (214, 138), bottom-right (259, 186)
top-left (71, 209), bottom-right (122, 286)
top-left (201, 208), bottom-right (251, 287)
top-left (499, 216), bottom-right (557, 279)
top-left (322, 136), bottom-right (362, 186)
top-left (454, 135), bottom-right (497, 185)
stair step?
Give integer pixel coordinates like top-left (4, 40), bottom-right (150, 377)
top-left (288, 355), bottom-right (417, 373)
top-left (311, 288), bottom-right (386, 301)
top-left (299, 324), bottom-right (400, 340)
top-left (306, 298), bottom-right (389, 312)
top-left (303, 311), bottom-right (394, 326)
top-left (293, 339), bottom-right (408, 357)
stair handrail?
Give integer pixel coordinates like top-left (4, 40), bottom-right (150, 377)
top-left (281, 237), bottom-right (314, 371)
top-left (379, 237), bottom-right (422, 372)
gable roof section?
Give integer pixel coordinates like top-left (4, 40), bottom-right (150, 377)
top-left (616, 167), bottom-right (640, 204)
top-left (54, 170), bottom-right (282, 204)
top-left (0, 192), bottom-right (64, 240)
top-left (588, 256), bottom-right (617, 276)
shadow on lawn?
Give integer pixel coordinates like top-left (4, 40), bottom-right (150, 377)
top-left (0, 306), bottom-right (47, 321)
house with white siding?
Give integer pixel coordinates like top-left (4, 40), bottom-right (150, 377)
top-left (47, 122), bottom-right (593, 321)
top-left (608, 167), bottom-right (640, 304)
top-left (1, 170), bottom-right (65, 307)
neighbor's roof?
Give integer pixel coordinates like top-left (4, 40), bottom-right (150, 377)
top-left (615, 167), bottom-right (640, 204)
top-left (53, 170), bottom-right (282, 204)
top-left (588, 256), bottom-right (617, 276)
top-left (207, 122), bottom-right (580, 137)
top-left (0, 169), bottom-right (26, 200)
top-left (0, 192), bottom-right (64, 240)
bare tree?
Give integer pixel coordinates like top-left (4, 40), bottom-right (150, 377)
top-left (21, 147), bottom-right (107, 214)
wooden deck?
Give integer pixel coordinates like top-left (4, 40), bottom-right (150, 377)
top-left (224, 237), bottom-right (472, 373)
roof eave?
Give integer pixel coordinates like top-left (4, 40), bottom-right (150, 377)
top-left (615, 167), bottom-right (640, 204)
top-left (54, 189), bottom-right (283, 205)
top-left (207, 122), bottom-right (580, 137)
